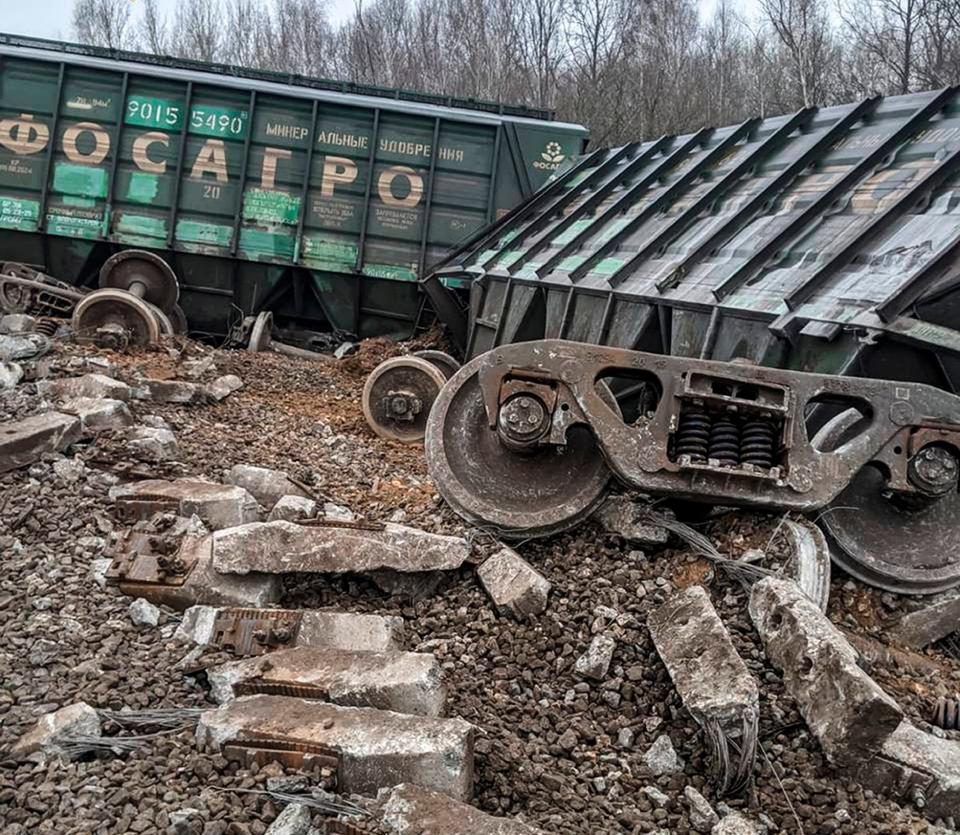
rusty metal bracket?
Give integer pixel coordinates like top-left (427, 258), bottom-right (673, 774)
top-left (106, 531), bottom-right (200, 588)
top-left (211, 608), bottom-right (304, 656)
top-left (223, 733), bottom-right (340, 773)
top-left (234, 680), bottom-right (330, 700)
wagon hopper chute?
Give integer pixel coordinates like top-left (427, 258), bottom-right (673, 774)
top-left (423, 87), bottom-right (960, 594)
top-left (0, 33), bottom-right (587, 341)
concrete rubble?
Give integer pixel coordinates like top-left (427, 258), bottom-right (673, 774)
top-left (207, 646), bottom-right (446, 716)
top-left (108, 516), bottom-right (280, 610)
top-left (264, 803), bottom-right (311, 835)
top-left (853, 720), bottom-right (960, 817)
top-left (643, 734), bottom-right (683, 775)
top-left (59, 396), bottom-right (134, 433)
top-left (888, 588), bottom-right (960, 649)
top-left (574, 634), bottom-right (617, 681)
top-left (267, 495), bottom-right (317, 522)
top-left (376, 783), bottom-right (545, 834)
top-left (175, 606), bottom-right (404, 652)
top-left (211, 519), bottom-right (471, 577)
top-left (128, 597), bottom-right (161, 627)
top-left (684, 785), bottom-right (719, 833)
top-left (0, 360), bottom-right (23, 390)
top-left (648, 586), bottom-right (758, 793)
top-left (9, 702), bottom-right (101, 762)
top-left (711, 813), bottom-right (763, 835)
top-left (749, 577), bottom-right (903, 766)
top-left (196, 694), bottom-right (475, 799)
top-left (110, 479), bottom-right (259, 530)
top-left (140, 379), bottom-right (206, 404)
top-left (476, 547), bottom-right (551, 621)
top-left (0, 411), bottom-right (81, 473)
top-left (223, 464), bottom-right (311, 510)
top-left (593, 494), bottom-right (670, 545)
top-left (780, 518), bottom-right (832, 613)
top-left (125, 425), bottom-right (179, 462)
top-left (38, 372), bottom-right (131, 401)
top-left (206, 374), bottom-right (243, 401)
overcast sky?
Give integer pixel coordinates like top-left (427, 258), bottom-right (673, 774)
top-left (5, 0), bottom-right (358, 42)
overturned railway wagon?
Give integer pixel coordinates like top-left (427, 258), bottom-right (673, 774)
top-left (428, 87), bottom-right (960, 392)
top-left (0, 34), bottom-right (587, 338)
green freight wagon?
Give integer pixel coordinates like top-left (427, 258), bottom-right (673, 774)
top-left (0, 34), bottom-right (587, 339)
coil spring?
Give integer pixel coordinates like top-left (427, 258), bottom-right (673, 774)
top-left (34, 318), bottom-right (60, 337)
top-left (932, 695), bottom-right (960, 730)
top-left (741, 418), bottom-right (775, 468)
top-left (675, 409), bottom-right (711, 462)
top-left (708, 415), bottom-right (740, 466)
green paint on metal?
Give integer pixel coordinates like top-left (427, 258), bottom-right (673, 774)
top-left (441, 276), bottom-right (470, 289)
top-left (190, 105), bottom-right (249, 139)
top-left (242, 189), bottom-right (301, 225)
top-left (114, 212), bottom-right (167, 240)
top-left (125, 95), bottom-right (185, 130)
top-left (45, 208), bottom-right (104, 240)
top-left (62, 196), bottom-right (97, 208)
top-left (553, 218), bottom-right (592, 246)
top-left (596, 216), bottom-right (632, 244)
top-left (0, 196), bottom-right (39, 231)
top-left (53, 163), bottom-right (108, 198)
top-left (363, 263), bottom-right (418, 281)
top-left (238, 228), bottom-right (296, 261)
top-left (477, 248), bottom-right (499, 263)
top-left (127, 172), bottom-right (160, 203)
top-left (301, 237), bottom-right (358, 269)
top-left (591, 257), bottom-right (624, 276)
top-left (554, 254), bottom-right (587, 272)
top-left (175, 219), bottom-right (233, 248)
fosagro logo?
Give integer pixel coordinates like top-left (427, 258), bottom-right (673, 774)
top-left (534, 141), bottom-right (566, 171)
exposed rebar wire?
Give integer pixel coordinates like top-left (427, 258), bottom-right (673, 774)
top-left (97, 708), bottom-right (207, 731)
top-left (210, 786), bottom-right (368, 818)
top-left (702, 712), bottom-right (759, 797)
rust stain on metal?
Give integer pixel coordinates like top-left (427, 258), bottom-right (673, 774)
top-left (212, 608), bottom-right (303, 656)
top-left (223, 732), bottom-right (340, 773)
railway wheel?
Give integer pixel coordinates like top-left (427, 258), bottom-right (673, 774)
top-left (362, 356), bottom-right (447, 443)
top-left (99, 250), bottom-right (179, 313)
top-left (424, 354), bottom-right (615, 538)
top-left (413, 349), bottom-right (461, 380)
top-left (814, 408), bottom-right (960, 594)
top-left (72, 288), bottom-right (164, 347)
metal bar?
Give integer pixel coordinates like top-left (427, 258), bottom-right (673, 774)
top-left (610, 108), bottom-right (815, 289)
top-left (598, 292), bottom-right (616, 345)
top-left (875, 228), bottom-right (960, 322)
top-left (167, 81), bottom-right (193, 248)
top-left (491, 277), bottom-right (514, 347)
top-left (712, 87), bottom-right (956, 301)
top-left (656, 96), bottom-right (881, 295)
top-left (354, 109), bottom-right (381, 271)
top-left (484, 125), bottom-right (503, 226)
top-left (38, 62), bottom-right (66, 230)
top-left (495, 143), bottom-right (638, 260)
top-left (293, 99), bottom-right (319, 264)
top-left (568, 121), bottom-right (760, 282)
top-left (698, 307), bottom-right (722, 359)
top-left (783, 143), bottom-right (960, 313)
top-left (417, 117), bottom-right (441, 278)
top-left (504, 123), bottom-right (533, 197)
top-left (557, 287), bottom-right (576, 339)
top-left (507, 136), bottom-right (674, 275)
top-left (230, 90), bottom-right (257, 256)
top-left (102, 71), bottom-right (130, 237)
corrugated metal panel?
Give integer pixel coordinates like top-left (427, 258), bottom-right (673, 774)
top-left (435, 88), bottom-right (960, 388)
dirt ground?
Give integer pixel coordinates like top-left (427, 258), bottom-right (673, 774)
top-left (2, 335), bottom-right (959, 835)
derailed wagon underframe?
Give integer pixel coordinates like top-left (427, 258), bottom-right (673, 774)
top-left (423, 86), bottom-right (960, 396)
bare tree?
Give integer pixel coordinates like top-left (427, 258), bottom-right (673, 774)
top-left (761, 0), bottom-right (837, 106)
top-left (138, 0), bottom-right (170, 54)
top-left (175, 0), bottom-right (225, 62)
top-left (839, 0), bottom-right (929, 93)
top-left (72, 0), bottom-right (137, 49)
